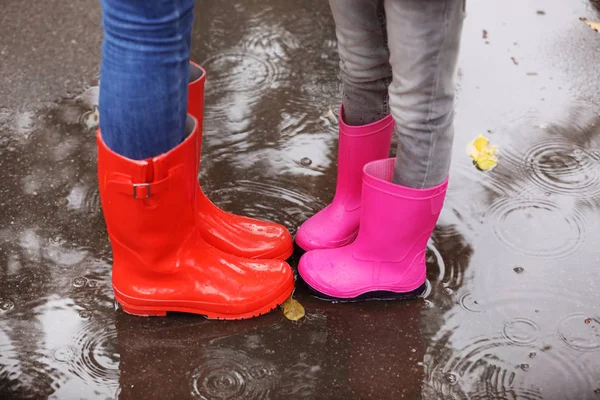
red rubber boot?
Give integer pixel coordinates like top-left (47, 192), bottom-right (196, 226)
top-left (187, 61), bottom-right (294, 260)
top-left (97, 116), bottom-right (294, 319)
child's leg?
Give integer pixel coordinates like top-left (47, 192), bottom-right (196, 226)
top-left (329, 0), bottom-right (392, 126)
top-left (385, 0), bottom-right (465, 188)
top-left (295, 0), bottom-right (395, 252)
top-left (99, 0), bottom-right (195, 160)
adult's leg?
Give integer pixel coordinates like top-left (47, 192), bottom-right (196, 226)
top-left (99, 0), bottom-right (194, 160)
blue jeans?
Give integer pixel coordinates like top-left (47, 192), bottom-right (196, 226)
top-left (99, 0), bottom-right (195, 160)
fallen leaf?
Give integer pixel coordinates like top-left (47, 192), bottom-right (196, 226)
top-left (585, 318), bottom-right (592, 324)
top-left (511, 57), bottom-right (519, 65)
top-left (280, 296), bottom-right (305, 321)
top-left (584, 20), bottom-right (600, 32)
top-left (482, 29), bottom-right (488, 39)
top-left (466, 135), bottom-right (498, 171)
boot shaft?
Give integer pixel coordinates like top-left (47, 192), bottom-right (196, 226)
top-left (97, 117), bottom-right (199, 272)
top-left (353, 158), bottom-right (448, 262)
top-left (188, 62), bottom-right (205, 127)
top-left (333, 104), bottom-right (394, 211)
top-left (188, 62), bottom-right (206, 169)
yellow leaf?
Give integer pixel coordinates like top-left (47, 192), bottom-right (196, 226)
top-left (280, 296), bottom-right (305, 321)
top-left (473, 135), bottom-right (489, 152)
top-left (476, 153), bottom-right (498, 171)
top-left (466, 141), bottom-right (479, 160)
top-left (467, 135), bottom-right (498, 171)
top-left (584, 20), bottom-right (600, 32)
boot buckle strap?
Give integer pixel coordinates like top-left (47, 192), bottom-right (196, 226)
top-left (132, 183), bottom-right (151, 199)
top-left (108, 165), bottom-right (183, 199)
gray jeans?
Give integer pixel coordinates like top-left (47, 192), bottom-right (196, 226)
top-left (330, 0), bottom-right (465, 188)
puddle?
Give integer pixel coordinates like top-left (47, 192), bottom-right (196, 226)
top-left (2, 0), bottom-right (600, 399)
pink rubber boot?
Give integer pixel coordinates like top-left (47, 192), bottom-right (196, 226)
top-left (298, 158), bottom-right (448, 301)
top-left (295, 105), bottom-right (394, 251)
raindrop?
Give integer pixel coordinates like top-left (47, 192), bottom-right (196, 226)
top-left (79, 311), bottom-right (92, 320)
top-left (513, 266), bottom-right (525, 274)
top-left (458, 292), bottom-right (484, 313)
top-left (528, 352), bottom-right (537, 359)
top-left (520, 363), bottom-right (530, 371)
top-left (72, 277), bottom-right (88, 288)
top-left (444, 372), bottom-right (458, 385)
top-left (49, 235), bottom-right (64, 245)
top-left (442, 287), bottom-right (454, 295)
top-left (0, 300), bottom-right (15, 312)
top-left (248, 365), bottom-right (273, 380)
top-left (300, 157), bottom-right (312, 166)
top-left (53, 345), bottom-right (77, 363)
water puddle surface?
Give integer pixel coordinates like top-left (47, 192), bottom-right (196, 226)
top-left (2, 0), bottom-right (600, 399)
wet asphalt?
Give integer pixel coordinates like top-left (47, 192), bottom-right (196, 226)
top-left (2, 0), bottom-right (600, 399)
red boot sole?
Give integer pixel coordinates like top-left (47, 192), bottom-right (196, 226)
top-left (113, 283), bottom-right (294, 320)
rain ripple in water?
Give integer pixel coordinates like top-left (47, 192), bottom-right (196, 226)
top-left (206, 180), bottom-right (323, 234)
top-left (487, 197), bottom-right (585, 259)
top-left (502, 138), bottom-right (600, 200)
top-left (191, 348), bottom-right (276, 400)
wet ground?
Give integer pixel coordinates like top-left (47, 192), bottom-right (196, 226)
top-left (2, 0), bottom-right (600, 398)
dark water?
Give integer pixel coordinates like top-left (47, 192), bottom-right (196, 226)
top-left (2, 0), bottom-right (600, 399)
